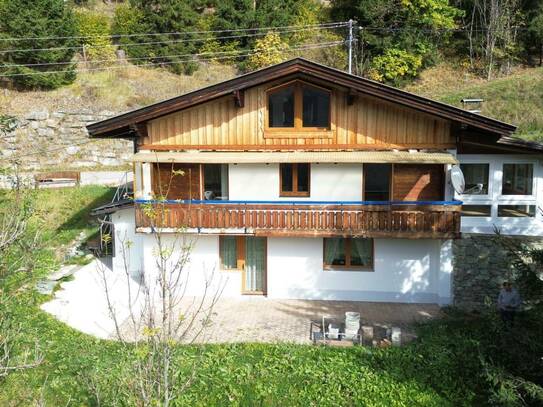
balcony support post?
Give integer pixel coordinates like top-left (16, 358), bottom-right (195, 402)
top-left (142, 163), bottom-right (153, 200)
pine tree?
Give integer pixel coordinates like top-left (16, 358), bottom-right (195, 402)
top-left (0, 0), bottom-right (78, 89)
top-left (113, 0), bottom-right (203, 75)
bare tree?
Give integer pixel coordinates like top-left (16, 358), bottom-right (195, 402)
top-left (94, 163), bottom-right (224, 406)
top-left (467, 0), bottom-right (523, 79)
top-left (0, 157), bottom-right (43, 381)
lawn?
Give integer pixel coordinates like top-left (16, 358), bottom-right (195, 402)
top-left (1, 186), bottom-right (542, 406)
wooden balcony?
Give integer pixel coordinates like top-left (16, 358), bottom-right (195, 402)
top-left (135, 201), bottom-right (462, 239)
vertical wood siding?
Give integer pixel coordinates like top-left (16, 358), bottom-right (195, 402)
top-left (145, 85), bottom-right (453, 149)
top-left (392, 164), bottom-right (445, 201)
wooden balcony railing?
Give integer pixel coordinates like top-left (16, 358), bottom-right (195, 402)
top-left (135, 200), bottom-right (462, 238)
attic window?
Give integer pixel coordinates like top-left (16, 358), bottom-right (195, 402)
top-left (266, 81), bottom-right (331, 132)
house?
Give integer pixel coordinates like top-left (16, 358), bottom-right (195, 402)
top-left (88, 58), bottom-right (543, 307)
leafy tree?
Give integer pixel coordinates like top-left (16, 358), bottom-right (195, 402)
top-left (0, 0), bottom-right (78, 89)
top-left (75, 11), bottom-right (116, 66)
top-left (246, 31), bottom-right (289, 71)
top-left (368, 48), bottom-right (423, 84)
top-left (212, 0), bottom-right (326, 69)
top-left (330, 0), bottom-right (462, 81)
top-left (112, 0), bottom-right (204, 75)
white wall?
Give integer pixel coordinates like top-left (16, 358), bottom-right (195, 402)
top-left (228, 163), bottom-right (363, 201)
top-left (112, 208), bottom-right (241, 297)
top-left (112, 209), bottom-right (452, 304)
top-left (457, 154), bottom-right (543, 236)
top-left (140, 234), bottom-right (241, 298)
top-left (267, 237), bottom-right (449, 304)
top-left (112, 208), bottom-right (144, 276)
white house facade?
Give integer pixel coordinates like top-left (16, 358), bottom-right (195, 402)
top-left (88, 59), bottom-right (543, 307)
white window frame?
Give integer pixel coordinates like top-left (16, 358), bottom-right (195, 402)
top-left (457, 155), bottom-right (542, 233)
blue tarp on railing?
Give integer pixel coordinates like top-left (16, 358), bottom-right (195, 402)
top-left (134, 199), bottom-right (463, 206)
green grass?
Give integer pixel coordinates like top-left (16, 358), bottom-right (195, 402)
top-left (0, 293), bottom-right (479, 406)
top-left (1, 186), bottom-right (541, 406)
top-left (407, 65), bottom-right (543, 141)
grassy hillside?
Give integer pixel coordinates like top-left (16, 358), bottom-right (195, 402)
top-left (0, 63), bottom-right (236, 116)
top-left (406, 65), bottom-right (543, 141)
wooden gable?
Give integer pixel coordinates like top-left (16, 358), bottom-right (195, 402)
top-left (143, 81), bottom-right (453, 151)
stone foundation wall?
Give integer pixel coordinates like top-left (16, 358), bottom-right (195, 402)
top-left (452, 234), bottom-right (541, 309)
top-left (0, 109), bottom-right (132, 170)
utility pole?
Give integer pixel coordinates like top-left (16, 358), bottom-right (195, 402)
top-left (347, 19), bottom-right (353, 75)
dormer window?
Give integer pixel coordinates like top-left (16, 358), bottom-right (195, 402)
top-left (266, 81), bottom-right (331, 133)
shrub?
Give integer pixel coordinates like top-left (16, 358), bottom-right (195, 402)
top-left (246, 32), bottom-right (289, 71)
top-left (369, 48), bottom-right (423, 84)
top-left (75, 11), bottom-right (116, 66)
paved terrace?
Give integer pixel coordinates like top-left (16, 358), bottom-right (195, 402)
top-left (174, 298), bottom-right (441, 344)
top-left (41, 260), bottom-right (441, 343)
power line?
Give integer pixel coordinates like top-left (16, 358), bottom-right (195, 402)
top-left (1, 35), bottom-right (341, 69)
top-left (0, 21), bottom-right (349, 42)
top-left (0, 42), bottom-right (344, 78)
top-left (0, 24), bottom-right (345, 55)
top-left (360, 26), bottom-right (532, 34)
top-left (1, 48), bottom-right (257, 68)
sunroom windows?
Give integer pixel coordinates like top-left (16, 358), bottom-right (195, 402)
top-left (460, 163), bottom-right (489, 195)
top-left (502, 163), bottom-right (533, 195)
top-left (267, 81), bottom-right (331, 132)
top-left (457, 159), bottom-right (538, 222)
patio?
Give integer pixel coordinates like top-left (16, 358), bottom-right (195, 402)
top-left (120, 296), bottom-right (441, 345)
top-left (197, 298), bottom-right (438, 344)
top-left (41, 259), bottom-right (441, 344)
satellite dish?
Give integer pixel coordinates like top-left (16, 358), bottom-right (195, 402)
top-left (450, 165), bottom-right (465, 195)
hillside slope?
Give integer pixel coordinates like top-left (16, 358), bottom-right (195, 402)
top-left (1, 63), bottom-right (237, 116)
top-left (406, 65), bottom-right (543, 141)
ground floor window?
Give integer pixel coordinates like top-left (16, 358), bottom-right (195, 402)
top-left (323, 237), bottom-right (374, 271)
top-left (219, 236), bottom-right (241, 270)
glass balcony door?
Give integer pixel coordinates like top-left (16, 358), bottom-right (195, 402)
top-left (243, 237), bottom-right (266, 294)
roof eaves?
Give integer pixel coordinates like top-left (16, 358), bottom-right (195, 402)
top-left (87, 57), bottom-right (517, 139)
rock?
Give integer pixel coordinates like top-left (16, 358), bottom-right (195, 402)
top-left (46, 119), bottom-right (59, 128)
top-left (66, 146), bottom-right (80, 155)
top-left (51, 112), bottom-right (66, 119)
top-left (26, 110), bottom-right (49, 121)
top-left (48, 265), bottom-right (79, 281)
top-left (36, 280), bottom-right (57, 295)
top-left (37, 127), bottom-right (55, 137)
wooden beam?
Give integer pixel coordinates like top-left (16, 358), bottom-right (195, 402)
top-left (233, 89), bottom-right (244, 108)
top-left (139, 143), bottom-right (457, 152)
top-left (347, 89), bottom-right (357, 106)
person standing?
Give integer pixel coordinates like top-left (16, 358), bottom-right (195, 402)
top-left (497, 281), bottom-right (521, 327)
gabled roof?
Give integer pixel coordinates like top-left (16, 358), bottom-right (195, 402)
top-left (87, 58), bottom-right (517, 139)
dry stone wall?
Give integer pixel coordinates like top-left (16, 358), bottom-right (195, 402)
top-left (452, 234), bottom-right (542, 309)
top-left (0, 109), bottom-right (132, 170)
